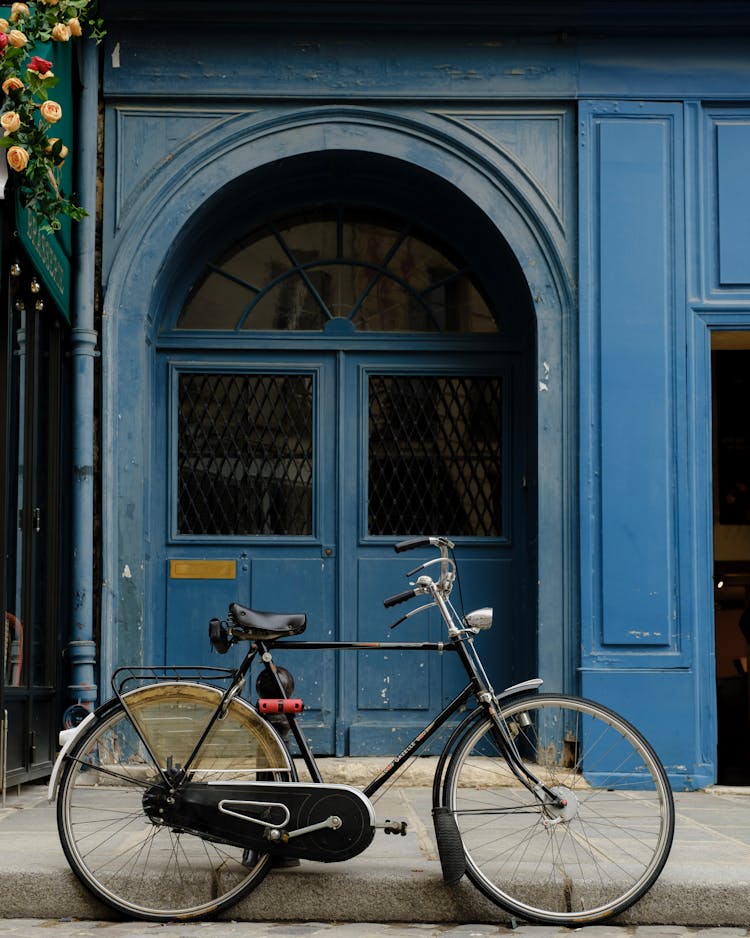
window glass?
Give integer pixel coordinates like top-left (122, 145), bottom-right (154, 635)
top-left (178, 208), bottom-right (499, 334)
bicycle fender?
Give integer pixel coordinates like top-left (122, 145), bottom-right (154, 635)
top-left (47, 710), bottom-right (97, 802)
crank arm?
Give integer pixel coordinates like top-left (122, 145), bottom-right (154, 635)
top-left (266, 815), bottom-right (343, 843)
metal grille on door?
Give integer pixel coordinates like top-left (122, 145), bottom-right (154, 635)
top-left (177, 372), bottom-right (314, 536)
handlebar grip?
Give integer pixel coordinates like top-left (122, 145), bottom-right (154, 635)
top-left (394, 537), bottom-right (432, 553)
top-left (383, 588), bottom-right (417, 608)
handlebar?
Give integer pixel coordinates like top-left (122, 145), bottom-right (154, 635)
top-left (394, 537), bottom-right (432, 553)
top-left (383, 588), bottom-right (418, 608)
top-left (384, 536), bottom-right (456, 620)
top-left (394, 535), bottom-right (454, 553)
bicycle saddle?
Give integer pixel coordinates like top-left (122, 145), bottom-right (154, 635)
top-left (228, 604), bottom-right (307, 640)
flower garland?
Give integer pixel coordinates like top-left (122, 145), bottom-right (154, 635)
top-left (0, 1), bottom-right (104, 232)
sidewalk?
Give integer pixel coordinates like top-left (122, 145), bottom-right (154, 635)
top-left (2, 763), bottom-right (750, 926)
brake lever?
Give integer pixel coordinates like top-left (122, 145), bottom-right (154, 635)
top-left (390, 601), bottom-right (438, 629)
top-left (406, 557), bottom-right (455, 578)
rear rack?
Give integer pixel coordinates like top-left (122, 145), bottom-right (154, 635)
top-left (111, 665), bottom-right (238, 701)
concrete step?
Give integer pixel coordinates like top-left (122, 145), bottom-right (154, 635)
top-left (1, 782), bottom-right (750, 926)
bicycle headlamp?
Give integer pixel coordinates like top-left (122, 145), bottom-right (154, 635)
top-left (464, 607), bottom-right (493, 630)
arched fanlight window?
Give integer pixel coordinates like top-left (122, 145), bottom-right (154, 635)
top-left (178, 206), bottom-right (499, 334)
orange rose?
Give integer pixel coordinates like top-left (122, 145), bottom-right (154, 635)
top-left (9, 4), bottom-right (29, 22)
top-left (1, 111), bottom-right (21, 133)
top-left (46, 137), bottom-right (69, 164)
top-left (2, 76), bottom-right (24, 94)
top-left (7, 145), bottom-right (29, 171)
top-left (0, 18), bottom-right (9, 33)
top-left (67, 17), bottom-right (82, 37)
top-left (8, 29), bottom-right (27, 47)
top-left (40, 100), bottom-right (62, 123)
top-left (51, 23), bottom-right (70, 41)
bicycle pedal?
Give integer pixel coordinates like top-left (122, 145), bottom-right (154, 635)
top-left (382, 818), bottom-right (408, 835)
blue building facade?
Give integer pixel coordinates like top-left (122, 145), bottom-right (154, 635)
top-left (67, 1), bottom-right (750, 789)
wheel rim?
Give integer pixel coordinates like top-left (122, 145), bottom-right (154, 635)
top-left (58, 684), bottom-right (293, 920)
top-left (447, 695), bottom-right (674, 925)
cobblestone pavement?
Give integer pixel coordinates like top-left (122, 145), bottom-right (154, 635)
top-left (0, 924), bottom-right (749, 938)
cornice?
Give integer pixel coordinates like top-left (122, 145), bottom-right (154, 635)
top-left (99, 1), bottom-right (750, 36)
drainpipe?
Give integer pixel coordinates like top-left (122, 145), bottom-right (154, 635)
top-left (65, 38), bottom-right (99, 726)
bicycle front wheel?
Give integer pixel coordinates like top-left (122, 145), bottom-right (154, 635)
top-left (445, 693), bottom-right (674, 926)
top-left (57, 682), bottom-right (294, 922)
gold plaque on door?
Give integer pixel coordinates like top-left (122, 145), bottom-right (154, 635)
top-left (169, 560), bottom-right (237, 580)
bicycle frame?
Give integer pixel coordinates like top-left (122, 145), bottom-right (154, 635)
top-left (250, 634), bottom-right (560, 806)
top-left (254, 638), bottom-right (474, 795)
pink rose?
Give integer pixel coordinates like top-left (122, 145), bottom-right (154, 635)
top-left (40, 99), bottom-right (62, 123)
top-left (0, 32), bottom-right (7, 53)
top-left (28, 55), bottom-right (53, 74)
top-left (7, 145), bottom-right (29, 171)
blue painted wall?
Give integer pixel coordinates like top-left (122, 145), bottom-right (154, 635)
top-left (578, 98), bottom-right (750, 787)
top-left (95, 5), bottom-right (750, 785)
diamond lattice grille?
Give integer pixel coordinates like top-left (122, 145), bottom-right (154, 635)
top-left (368, 375), bottom-right (503, 537)
top-left (178, 373), bottom-right (313, 536)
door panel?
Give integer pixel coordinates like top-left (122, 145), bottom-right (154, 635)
top-left (249, 554), bottom-right (336, 748)
top-left (164, 550), bottom-right (337, 751)
top-left (165, 555), bottom-right (248, 664)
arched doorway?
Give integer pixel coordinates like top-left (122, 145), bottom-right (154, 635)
top-left (152, 152), bottom-right (536, 754)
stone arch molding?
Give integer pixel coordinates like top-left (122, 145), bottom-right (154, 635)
top-left (104, 106), bottom-right (574, 322)
top-left (101, 105), bottom-right (576, 691)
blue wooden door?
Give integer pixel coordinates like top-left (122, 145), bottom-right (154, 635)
top-left (157, 347), bottom-right (528, 755)
top-left (338, 352), bottom-right (527, 754)
top-left (159, 353), bottom-right (338, 753)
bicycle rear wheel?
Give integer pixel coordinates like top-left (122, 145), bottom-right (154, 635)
top-left (57, 682), bottom-right (294, 922)
top-left (444, 693), bottom-right (674, 926)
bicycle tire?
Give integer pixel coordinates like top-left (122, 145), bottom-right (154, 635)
top-left (444, 693), bottom-right (674, 926)
top-left (57, 682), bottom-right (295, 922)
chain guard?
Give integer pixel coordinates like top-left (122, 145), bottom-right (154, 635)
top-left (146, 780), bottom-right (375, 862)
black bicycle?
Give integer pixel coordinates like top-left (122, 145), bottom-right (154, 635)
top-left (51, 536), bottom-right (674, 925)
